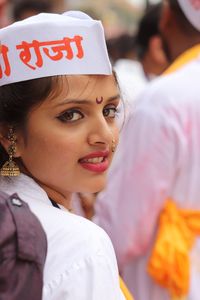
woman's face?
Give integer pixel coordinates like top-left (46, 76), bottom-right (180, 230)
top-left (16, 75), bottom-right (120, 195)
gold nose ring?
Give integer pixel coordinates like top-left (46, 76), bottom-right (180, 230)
top-left (111, 138), bottom-right (116, 153)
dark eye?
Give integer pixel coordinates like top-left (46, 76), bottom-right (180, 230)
top-left (103, 106), bottom-right (118, 118)
top-left (57, 109), bottom-right (84, 123)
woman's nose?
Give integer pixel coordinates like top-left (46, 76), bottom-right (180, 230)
top-left (87, 116), bottom-right (113, 148)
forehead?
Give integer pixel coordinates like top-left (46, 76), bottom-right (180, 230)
top-left (50, 74), bottom-right (118, 101)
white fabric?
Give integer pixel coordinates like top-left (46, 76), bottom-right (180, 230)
top-left (177, 0), bottom-right (200, 31)
top-left (0, 173), bottom-right (125, 300)
top-left (0, 11), bottom-right (111, 87)
top-left (113, 58), bottom-right (148, 144)
top-left (114, 58), bottom-right (147, 105)
top-left (94, 57), bottom-right (200, 300)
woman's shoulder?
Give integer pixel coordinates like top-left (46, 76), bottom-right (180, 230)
top-left (32, 201), bottom-right (112, 250)
top-left (32, 202), bottom-right (117, 267)
top-left (0, 175), bottom-right (122, 299)
top-left (32, 203), bottom-right (122, 299)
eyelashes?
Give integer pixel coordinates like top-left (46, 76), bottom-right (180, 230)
top-left (103, 106), bottom-right (118, 118)
top-left (57, 105), bottom-right (119, 123)
top-left (57, 109), bottom-right (84, 123)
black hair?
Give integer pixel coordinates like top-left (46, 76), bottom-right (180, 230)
top-left (12, 0), bottom-right (52, 22)
top-left (106, 33), bottom-right (136, 64)
top-left (115, 33), bottom-right (136, 59)
top-left (135, 3), bottom-right (162, 60)
top-left (0, 76), bottom-right (59, 166)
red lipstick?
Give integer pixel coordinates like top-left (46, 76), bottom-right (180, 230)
top-left (79, 150), bottom-right (109, 173)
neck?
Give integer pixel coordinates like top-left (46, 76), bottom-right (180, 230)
top-left (169, 35), bottom-right (200, 62)
top-left (40, 182), bottom-right (72, 211)
top-left (142, 55), bottom-right (167, 78)
top-left (19, 163), bottom-right (72, 210)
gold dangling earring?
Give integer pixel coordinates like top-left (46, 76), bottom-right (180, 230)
top-left (0, 127), bottom-right (20, 176)
top-left (111, 138), bottom-right (116, 153)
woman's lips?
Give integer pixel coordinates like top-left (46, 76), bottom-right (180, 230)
top-left (78, 151), bottom-right (109, 173)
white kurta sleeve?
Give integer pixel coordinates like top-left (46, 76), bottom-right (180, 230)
top-left (94, 86), bottom-right (186, 270)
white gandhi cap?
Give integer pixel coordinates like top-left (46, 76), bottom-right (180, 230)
top-left (0, 10), bottom-right (112, 87)
top-left (177, 0), bottom-right (200, 31)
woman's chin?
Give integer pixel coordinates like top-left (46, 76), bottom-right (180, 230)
top-left (82, 181), bottom-right (107, 194)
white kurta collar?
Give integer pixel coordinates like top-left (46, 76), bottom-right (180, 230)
top-left (0, 173), bottom-right (70, 212)
top-left (0, 173), bottom-right (52, 207)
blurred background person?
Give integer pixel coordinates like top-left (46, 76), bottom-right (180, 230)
top-left (108, 33), bottom-right (147, 105)
top-left (135, 2), bottom-right (168, 80)
top-left (0, 0), bottom-right (9, 27)
top-left (107, 3), bottom-right (168, 106)
top-left (93, 0), bottom-right (200, 299)
top-left (11, 0), bottom-right (52, 22)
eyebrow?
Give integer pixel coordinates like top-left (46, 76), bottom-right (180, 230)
top-left (54, 94), bottom-right (121, 107)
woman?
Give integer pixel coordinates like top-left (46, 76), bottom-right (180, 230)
top-left (0, 11), bottom-right (126, 299)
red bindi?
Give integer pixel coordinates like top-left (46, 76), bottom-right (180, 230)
top-left (96, 96), bottom-right (103, 104)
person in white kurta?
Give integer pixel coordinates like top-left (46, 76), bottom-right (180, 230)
top-left (113, 3), bottom-right (168, 109)
top-left (93, 1), bottom-right (200, 299)
top-left (0, 174), bottom-right (125, 300)
top-left (94, 58), bottom-right (200, 300)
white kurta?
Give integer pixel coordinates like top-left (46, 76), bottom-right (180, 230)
top-left (94, 57), bottom-right (200, 300)
top-left (0, 174), bottom-right (125, 300)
